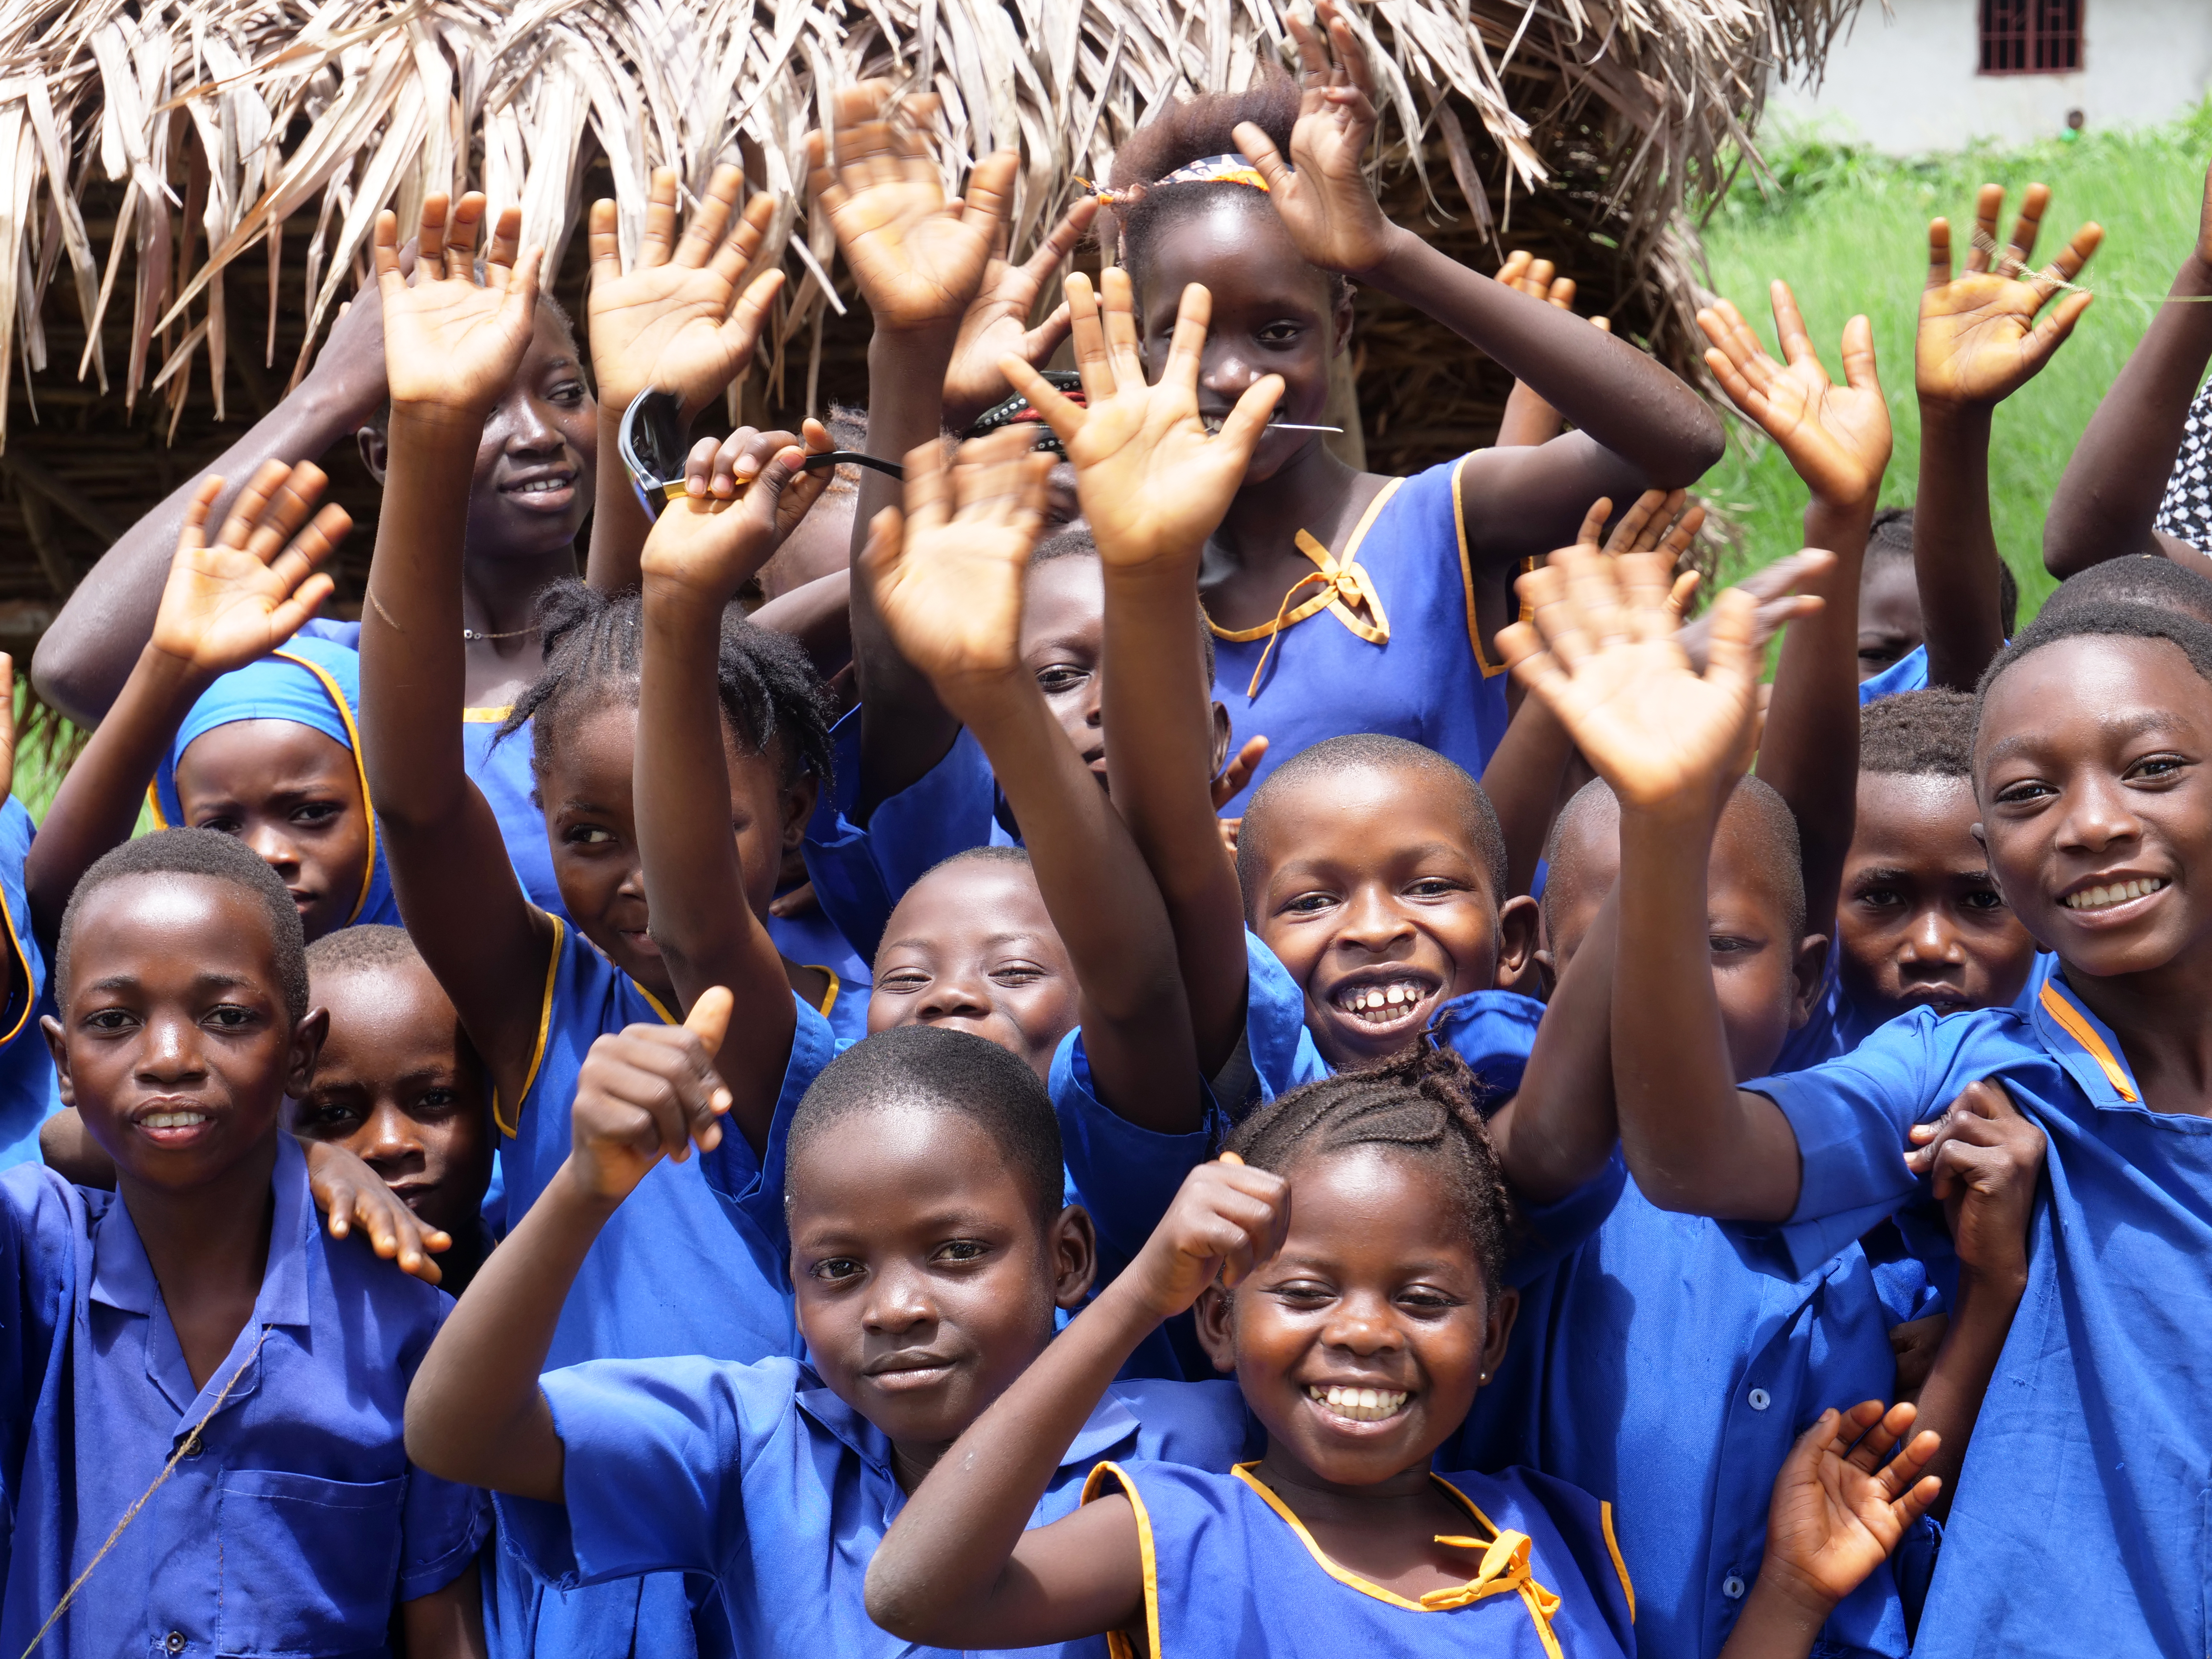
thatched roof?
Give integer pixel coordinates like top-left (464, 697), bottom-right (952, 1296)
top-left (0, 0), bottom-right (1859, 620)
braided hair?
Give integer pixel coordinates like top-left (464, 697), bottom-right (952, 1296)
top-left (496, 580), bottom-right (834, 792)
top-left (1223, 1046), bottom-right (1515, 1301)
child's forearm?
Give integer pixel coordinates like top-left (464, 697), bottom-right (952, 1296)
top-left (1490, 890), bottom-right (1618, 1202)
top-left (865, 1272), bottom-right (1161, 1643)
top-left (1357, 230), bottom-right (1723, 483)
top-left (1914, 404), bottom-right (2006, 690)
top-left (405, 1158), bottom-right (615, 1501)
top-left (1100, 562), bottom-right (1252, 1079)
top-left (634, 580), bottom-right (795, 1154)
top-left (1614, 802), bottom-right (1802, 1221)
top-left (584, 401), bottom-right (657, 593)
top-left (1481, 692), bottom-right (1577, 897)
top-left (948, 668), bottom-right (1203, 1132)
top-left (2045, 252), bottom-right (2212, 577)
top-left (1905, 1260), bottom-right (2025, 1519)
top-left (400, 1561), bottom-right (488, 1659)
top-left (25, 643), bottom-right (212, 947)
top-left (1716, 1575), bottom-right (1833, 1659)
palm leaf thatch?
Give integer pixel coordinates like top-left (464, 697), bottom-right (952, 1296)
top-left (0, 0), bottom-right (1857, 614)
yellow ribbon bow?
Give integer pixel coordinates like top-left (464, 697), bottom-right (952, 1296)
top-left (1212, 527), bottom-right (1393, 699)
top-left (1428, 1530), bottom-right (1564, 1656)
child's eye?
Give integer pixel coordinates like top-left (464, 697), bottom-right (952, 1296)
top-left (205, 1004), bottom-right (259, 1030)
top-left (296, 1101), bottom-right (361, 1133)
top-left (84, 1008), bottom-right (137, 1032)
top-left (1257, 322), bottom-right (1303, 346)
top-left (551, 380), bottom-right (588, 406)
top-left (1992, 778), bottom-right (2055, 806)
top-left (809, 1257), bottom-right (865, 1284)
top-left (1035, 666), bottom-right (1089, 695)
top-left (1404, 878), bottom-right (1461, 899)
top-left (935, 1240), bottom-right (991, 1263)
top-left (876, 970), bottom-right (929, 992)
top-left (1282, 892), bottom-right (1338, 916)
top-left (291, 800), bottom-right (344, 826)
top-left (565, 825), bottom-right (617, 847)
top-left (989, 963), bottom-right (1045, 986)
top-left (2130, 755), bottom-right (2187, 781)
top-left (1707, 935), bottom-right (1753, 955)
top-left (1397, 1288), bottom-right (1458, 1313)
top-left (1960, 888), bottom-right (2006, 911)
top-left (1854, 888), bottom-right (1903, 910)
top-left (197, 815), bottom-right (242, 835)
top-left (1272, 1279), bottom-right (1334, 1307)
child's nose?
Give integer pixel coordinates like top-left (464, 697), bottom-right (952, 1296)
top-left (242, 823), bottom-right (301, 874)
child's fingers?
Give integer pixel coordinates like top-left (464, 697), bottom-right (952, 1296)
top-left (1495, 250), bottom-right (1531, 288)
top-left (1323, 2), bottom-right (1380, 102)
top-left (1842, 1398), bottom-right (1914, 1470)
top-left (1547, 276), bottom-right (1576, 309)
top-left (415, 193), bottom-right (453, 274)
top-left (958, 150), bottom-right (1020, 241)
top-left (1217, 373), bottom-right (1286, 460)
top-left (1883, 1427), bottom-right (1944, 1500)
top-left (1665, 570), bottom-right (1702, 619)
top-left (2034, 221), bottom-right (2103, 302)
top-left (2002, 181), bottom-right (2050, 274)
top-left (221, 459), bottom-right (320, 556)
top-left (1926, 217), bottom-right (1955, 289)
top-left (1099, 267), bottom-right (1147, 392)
top-left (177, 474), bottom-right (227, 549)
top-left (268, 574), bottom-right (339, 639)
top-left (1059, 271), bottom-right (1114, 407)
top-left (1968, 183), bottom-right (2005, 274)
top-left (1233, 121), bottom-right (1295, 196)
top-left (684, 984), bottom-right (736, 1054)
top-left (717, 265), bottom-right (786, 365)
top-left (1020, 301), bottom-right (1076, 373)
top-left (445, 193), bottom-right (487, 280)
top-left (1604, 489), bottom-right (1673, 555)
top-left (899, 437), bottom-right (956, 538)
top-left (1575, 496), bottom-right (1614, 551)
top-left (1702, 347), bottom-right (1761, 424)
top-left (1700, 586), bottom-right (1764, 696)
top-left (484, 204), bottom-right (525, 287)
top-left (636, 166), bottom-right (679, 267)
top-left (1839, 313), bottom-right (1880, 393)
top-left (1019, 195), bottom-right (1098, 288)
top-left (587, 197), bottom-right (623, 288)
top-left (2027, 289), bottom-right (2095, 364)
top-left (1001, 355), bottom-right (1087, 447)
top-left (267, 502), bottom-right (354, 596)
top-left (856, 504), bottom-right (907, 589)
top-left (1658, 503), bottom-right (1708, 563)
top-left (372, 209), bottom-right (409, 291)
top-left (1214, 734), bottom-right (1270, 805)
top-left (1768, 279), bottom-right (1818, 371)
top-left (711, 190), bottom-right (779, 287)
top-left (1161, 282), bottom-right (1215, 396)
top-left (499, 245), bottom-right (545, 335)
top-left (673, 165), bottom-right (737, 268)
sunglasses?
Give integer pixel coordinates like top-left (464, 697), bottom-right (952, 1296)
top-left (617, 388), bottom-right (905, 518)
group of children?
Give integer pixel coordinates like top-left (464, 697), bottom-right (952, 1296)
top-left (5, 4), bottom-right (2212, 1653)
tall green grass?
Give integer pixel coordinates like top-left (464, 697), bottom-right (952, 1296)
top-left (1696, 103), bottom-right (2212, 609)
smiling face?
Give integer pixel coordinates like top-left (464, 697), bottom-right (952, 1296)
top-left (1839, 771), bottom-right (2037, 1022)
top-left (1197, 1145), bottom-right (1513, 1489)
top-left (1136, 196), bottom-right (1350, 490)
top-left (291, 958), bottom-right (491, 1241)
top-left (1975, 635), bottom-right (2212, 980)
top-left (1858, 557), bottom-right (1924, 682)
top-left (47, 874), bottom-right (321, 1193)
top-left (789, 1102), bottom-right (1092, 1472)
top-left (173, 720), bottom-right (371, 943)
top-left (462, 308), bottom-right (596, 562)
top-left (867, 860), bottom-right (1078, 1079)
top-left (1247, 763), bottom-right (1531, 1069)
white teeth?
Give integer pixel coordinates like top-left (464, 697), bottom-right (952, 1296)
top-left (2064, 877), bottom-right (2166, 911)
top-left (1307, 1383), bottom-right (1409, 1422)
top-left (142, 1111), bottom-right (207, 1130)
top-left (1339, 981), bottom-right (1427, 1022)
top-left (513, 477), bottom-right (570, 493)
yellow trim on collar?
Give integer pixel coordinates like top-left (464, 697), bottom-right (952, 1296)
top-left (461, 706), bottom-right (515, 723)
top-left (2039, 981), bottom-right (2138, 1103)
top-left (271, 649), bottom-right (378, 926)
top-left (1453, 456), bottom-right (1510, 679)
top-left (1600, 1500), bottom-right (1635, 1621)
top-left (1207, 478), bottom-right (1403, 699)
top-left (803, 965), bottom-right (842, 1020)
top-left (0, 868), bottom-right (33, 1048)
top-left (1082, 1461), bottom-right (1161, 1659)
top-left (496, 914), bottom-right (566, 1138)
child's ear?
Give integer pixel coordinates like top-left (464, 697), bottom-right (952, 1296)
top-left (286, 1006), bottom-right (332, 1098)
top-left (1788, 934), bottom-right (1830, 1033)
top-left (41, 1014), bottom-right (72, 1106)
top-left (1330, 290), bottom-right (1356, 358)
top-left (1195, 1284), bottom-right (1237, 1375)
top-left (779, 773), bottom-right (820, 853)
top-left (1050, 1203), bottom-right (1099, 1310)
top-left (1493, 894), bottom-right (1539, 989)
top-left (1531, 948), bottom-right (1558, 1001)
top-left (357, 425), bottom-right (389, 485)
top-left (1479, 1286), bottom-right (1520, 1387)
top-left (1209, 702), bottom-right (1232, 781)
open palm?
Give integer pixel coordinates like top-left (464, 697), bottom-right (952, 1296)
top-left (588, 165), bottom-right (783, 418)
top-left (1700, 284), bottom-right (1890, 506)
top-left (809, 82), bottom-right (1010, 335)
top-left (1003, 270), bottom-right (1277, 570)
top-left (941, 196), bottom-right (1096, 432)
top-left (1763, 1403), bottom-right (1941, 1610)
top-left (1234, 0), bottom-right (1393, 274)
top-left (1918, 183), bottom-right (2100, 407)
top-left (150, 462), bottom-right (347, 674)
top-left (374, 193), bottom-right (542, 414)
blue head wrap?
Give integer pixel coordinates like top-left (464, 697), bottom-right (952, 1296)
top-left (149, 634), bottom-right (399, 928)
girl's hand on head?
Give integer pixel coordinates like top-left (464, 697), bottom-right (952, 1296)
top-left (1126, 1153), bottom-right (1290, 1321)
top-left (1001, 271), bottom-right (1279, 570)
top-left (302, 1137), bottom-right (451, 1286)
top-left (1699, 282), bottom-right (1892, 509)
top-left (1236, 0), bottom-right (1396, 275)
top-left (373, 193), bottom-right (544, 418)
top-left (1756, 1401), bottom-right (1941, 1619)
top-left (856, 427), bottom-right (1055, 701)
top-left (150, 462), bottom-right (349, 676)
top-left (807, 82), bottom-right (1013, 338)
top-left (1905, 1078), bottom-right (2046, 1292)
top-left (643, 421), bottom-right (836, 601)
top-left (1916, 183), bottom-right (2101, 410)
top-left (941, 195), bottom-right (1098, 434)
top-left (564, 990), bottom-right (735, 1206)
top-left (588, 165), bottom-right (786, 421)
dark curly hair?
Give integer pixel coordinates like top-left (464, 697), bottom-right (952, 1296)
top-left (1859, 688), bottom-right (1977, 780)
top-left (495, 579), bottom-right (834, 792)
top-left (1223, 1046), bottom-right (1514, 1302)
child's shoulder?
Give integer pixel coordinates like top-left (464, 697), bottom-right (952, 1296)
top-left (1097, 1377), bottom-right (1251, 1468)
top-left (0, 1156), bottom-right (94, 1262)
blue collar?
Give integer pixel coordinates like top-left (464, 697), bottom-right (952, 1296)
top-left (88, 1133), bottom-right (315, 1329)
top-left (794, 1371), bottom-right (1143, 1481)
top-left (2029, 959), bottom-right (2145, 1109)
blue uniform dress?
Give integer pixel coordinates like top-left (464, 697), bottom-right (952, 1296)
top-left (765, 897), bottom-right (871, 1045)
top-left (485, 914), bottom-right (838, 1659)
top-left (0, 799), bottom-right (55, 1170)
top-left (1208, 459), bottom-right (1513, 815)
top-left (1742, 963), bottom-right (2212, 1657)
top-left (1081, 1460), bottom-right (1633, 1659)
top-left (0, 1137), bottom-right (487, 1656)
top-left (1858, 646), bottom-right (1928, 704)
top-left (498, 1358), bottom-right (1252, 1659)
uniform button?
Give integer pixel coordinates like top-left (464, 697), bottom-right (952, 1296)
top-left (1723, 1575), bottom-right (1747, 1600)
top-left (1747, 1387), bottom-right (1771, 1411)
top-left (178, 1432), bottom-right (203, 1458)
top-left (166, 1633), bottom-right (187, 1654)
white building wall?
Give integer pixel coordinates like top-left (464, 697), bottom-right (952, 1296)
top-left (1767, 0), bottom-right (2212, 153)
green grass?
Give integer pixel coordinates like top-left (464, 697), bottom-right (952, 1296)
top-left (1695, 102), bottom-right (2212, 609)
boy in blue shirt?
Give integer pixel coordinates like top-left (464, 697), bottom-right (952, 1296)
top-left (1503, 537), bottom-right (2212, 1653)
top-left (403, 1015), bottom-right (1249, 1659)
top-left (0, 829), bottom-right (486, 1656)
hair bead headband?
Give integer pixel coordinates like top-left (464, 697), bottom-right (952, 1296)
top-left (1074, 152), bottom-right (1274, 207)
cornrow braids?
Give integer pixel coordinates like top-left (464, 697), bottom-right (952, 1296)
top-left (1223, 1046), bottom-right (1515, 1302)
top-left (497, 579), bottom-right (835, 791)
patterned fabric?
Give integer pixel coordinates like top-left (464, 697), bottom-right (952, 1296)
top-left (2154, 380), bottom-right (2212, 551)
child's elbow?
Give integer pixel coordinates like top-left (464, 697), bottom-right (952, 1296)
top-left (862, 1557), bottom-right (935, 1643)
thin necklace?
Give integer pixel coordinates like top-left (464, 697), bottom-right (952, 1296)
top-left (462, 623), bottom-right (540, 643)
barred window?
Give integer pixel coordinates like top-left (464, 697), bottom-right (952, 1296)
top-left (1979, 0), bottom-right (2083, 74)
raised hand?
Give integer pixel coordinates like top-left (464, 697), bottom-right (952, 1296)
top-left (1755, 1401), bottom-right (1942, 1619)
top-left (941, 196), bottom-right (1098, 433)
top-left (304, 1136), bottom-right (451, 1285)
top-left (1918, 183), bottom-right (2101, 409)
top-left (1700, 282), bottom-right (1892, 507)
top-left (149, 462), bottom-right (349, 675)
top-left (373, 193), bottom-right (543, 415)
top-left (1126, 1153), bottom-right (1291, 1319)
top-left (1905, 1079), bottom-right (2046, 1290)
top-left (808, 81), bottom-right (1013, 336)
top-left (856, 426), bottom-right (1055, 703)
top-left (1234, 0), bottom-right (1396, 274)
top-left (588, 165), bottom-right (786, 419)
top-left (641, 421), bottom-right (836, 602)
top-left (1003, 269), bottom-right (1279, 570)
top-left (566, 990), bottom-right (735, 1206)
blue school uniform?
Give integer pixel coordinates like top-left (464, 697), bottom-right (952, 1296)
top-left (1082, 1459), bottom-right (1633, 1659)
top-left (1858, 646), bottom-right (1927, 704)
top-left (1208, 460), bottom-right (1513, 815)
top-left (1741, 964), bottom-right (2212, 1656)
top-left (486, 914), bottom-right (838, 1659)
top-left (0, 799), bottom-right (55, 1170)
top-left (148, 636), bottom-right (402, 928)
top-left (498, 1357), bottom-right (1252, 1659)
top-left (766, 894), bottom-right (871, 1045)
top-left (0, 1136), bottom-right (487, 1656)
